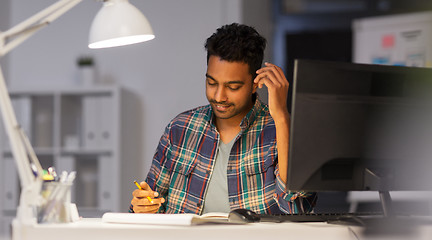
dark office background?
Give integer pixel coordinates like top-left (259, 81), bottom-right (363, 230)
top-left (273, 0), bottom-right (432, 213)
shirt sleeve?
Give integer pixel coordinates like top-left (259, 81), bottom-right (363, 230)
top-left (128, 124), bottom-right (173, 213)
top-left (273, 164), bottom-right (317, 214)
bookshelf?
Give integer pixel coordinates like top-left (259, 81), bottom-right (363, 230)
top-left (0, 85), bottom-right (140, 235)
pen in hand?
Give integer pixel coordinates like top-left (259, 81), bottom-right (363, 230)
top-left (134, 180), bottom-right (153, 204)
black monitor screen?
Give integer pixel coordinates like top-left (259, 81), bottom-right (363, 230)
top-left (287, 59), bottom-right (432, 192)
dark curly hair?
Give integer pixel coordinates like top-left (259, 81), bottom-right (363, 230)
top-left (205, 23), bottom-right (267, 79)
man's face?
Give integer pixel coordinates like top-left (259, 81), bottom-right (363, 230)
top-left (205, 55), bottom-right (257, 124)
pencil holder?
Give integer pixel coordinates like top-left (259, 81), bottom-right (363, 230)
top-left (37, 181), bottom-right (73, 223)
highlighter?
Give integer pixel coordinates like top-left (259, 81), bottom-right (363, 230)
top-left (134, 180), bottom-right (153, 203)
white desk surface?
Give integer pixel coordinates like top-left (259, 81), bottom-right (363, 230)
top-left (13, 218), bottom-right (356, 240)
top-left (12, 217), bottom-right (432, 240)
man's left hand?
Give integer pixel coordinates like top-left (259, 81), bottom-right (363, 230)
top-left (254, 62), bottom-right (290, 121)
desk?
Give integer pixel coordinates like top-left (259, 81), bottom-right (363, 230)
top-left (12, 218), bottom-right (355, 240)
top-left (11, 218), bottom-right (432, 240)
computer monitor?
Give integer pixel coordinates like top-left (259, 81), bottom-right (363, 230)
top-left (287, 59), bottom-right (432, 195)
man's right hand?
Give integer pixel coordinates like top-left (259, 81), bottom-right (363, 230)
top-left (131, 181), bottom-right (165, 213)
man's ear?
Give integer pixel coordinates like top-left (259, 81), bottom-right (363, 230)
top-left (252, 80), bottom-right (259, 93)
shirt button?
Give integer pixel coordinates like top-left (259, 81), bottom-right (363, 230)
top-left (206, 170), bottom-right (211, 175)
top-left (197, 202), bottom-right (202, 207)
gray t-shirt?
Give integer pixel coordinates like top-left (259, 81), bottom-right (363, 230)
top-left (201, 138), bottom-right (235, 214)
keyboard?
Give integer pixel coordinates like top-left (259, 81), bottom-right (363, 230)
top-left (227, 209), bottom-right (382, 225)
top-left (259, 212), bottom-right (383, 225)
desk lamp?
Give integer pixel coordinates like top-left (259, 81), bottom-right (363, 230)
top-left (0, 0), bottom-right (154, 225)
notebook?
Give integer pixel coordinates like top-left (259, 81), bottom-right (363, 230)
top-left (102, 212), bottom-right (231, 226)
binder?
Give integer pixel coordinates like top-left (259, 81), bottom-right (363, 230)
top-left (82, 95), bottom-right (114, 150)
top-left (32, 97), bottom-right (54, 148)
top-left (99, 96), bottom-right (114, 148)
top-left (98, 155), bottom-right (114, 210)
top-left (3, 158), bottom-right (19, 211)
top-left (82, 96), bottom-right (101, 149)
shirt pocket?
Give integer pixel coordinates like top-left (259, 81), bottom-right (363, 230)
top-left (244, 158), bottom-right (273, 176)
top-left (242, 159), bottom-right (277, 211)
top-left (243, 158), bottom-right (275, 191)
top-left (166, 159), bottom-right (197, 213)
top-left (167, 158), bottom-right (197, 192)
top-left (172, 159), bottom-right (197, 176)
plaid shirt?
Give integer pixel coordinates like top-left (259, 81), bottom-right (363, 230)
top-left (144, 98), bottom-right (316, 214)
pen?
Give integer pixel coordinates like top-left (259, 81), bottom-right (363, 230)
top-left (134, 180), bottom-right (153, 203)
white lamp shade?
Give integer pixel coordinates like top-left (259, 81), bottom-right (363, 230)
top-left (88, 0), bottom-right (155, 49)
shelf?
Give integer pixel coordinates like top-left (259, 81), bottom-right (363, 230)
top-left (0, 85), bottom-right (124, 219)
top-left (60, 149), bottom-right (113, 155)
top-left (3, 147), bottom-right (55, 156)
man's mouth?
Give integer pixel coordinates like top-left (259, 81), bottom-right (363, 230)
top-left (212, 103), bottom-right (232, 111)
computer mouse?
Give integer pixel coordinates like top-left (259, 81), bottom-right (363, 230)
top-left (228, 208), bottom-right (261, 223)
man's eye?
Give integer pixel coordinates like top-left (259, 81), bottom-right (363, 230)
top-left (207, 80), bottom-right (217, 86)
top-left (228, 85), bottom-right (241, 90)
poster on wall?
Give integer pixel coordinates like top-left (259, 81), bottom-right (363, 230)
top-left (353, 11), bottom-right (432, 68)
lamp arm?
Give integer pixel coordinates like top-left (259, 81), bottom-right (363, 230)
top-left (0, 0), bottom-right (84, 185)
top-left (0, 67), bottom-right (34, 187)
top-left (0, 65), bottom-right (43, 225)
top-left (0, 0), bottom-right (82, 57)
top-left (0, 0), bottom-right (83, 225)
top-left (0, 23), bottom-right (48, 58)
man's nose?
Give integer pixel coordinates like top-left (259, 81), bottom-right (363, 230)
top-left (214, 87), bottom-right (228, 102)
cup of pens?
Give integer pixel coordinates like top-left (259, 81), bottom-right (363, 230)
top-left (37, 170), bottom-right (77, 223)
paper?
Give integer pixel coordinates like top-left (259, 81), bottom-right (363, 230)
top-left (102, 212), bottom-right (230, 226)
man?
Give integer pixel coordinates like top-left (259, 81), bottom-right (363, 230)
top-left (130, 23), bottom-right (316, 214)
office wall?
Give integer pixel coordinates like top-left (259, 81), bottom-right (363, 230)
top-left (0, 0), bottom-right (10, 83)
top-left (242, 0), bottom-right (273, 62)
top-left (242, 0), bottom-right (273, 103)
top-left (0, 0), bottom-right (11, 230)
top-left (6, 0), bottom-right (245, 181)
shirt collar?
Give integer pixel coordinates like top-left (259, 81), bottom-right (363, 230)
top-left (240, 96), bottom-right (265, 131)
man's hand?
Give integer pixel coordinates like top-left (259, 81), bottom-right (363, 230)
top-left (254, 62), bottom-right (290, 121)
top-left (131, 181), bottom-right (165, 213)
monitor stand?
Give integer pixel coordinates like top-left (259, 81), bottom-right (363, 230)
top-left (378, 190), bottom-right (393, 217)
top-left (361, 170), bottom-right (431, 236)
top-left (364, 167), bottom-right (394, 217)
